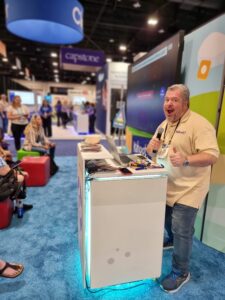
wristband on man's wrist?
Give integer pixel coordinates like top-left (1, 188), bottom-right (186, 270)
top-left (183, 158), bottom-right (190, 167)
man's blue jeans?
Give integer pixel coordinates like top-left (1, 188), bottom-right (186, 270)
top-left (165, 203), bottom-right (198, 274)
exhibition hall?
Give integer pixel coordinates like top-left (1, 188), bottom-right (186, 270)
top-left (0, 1), bottom-right (225, 299)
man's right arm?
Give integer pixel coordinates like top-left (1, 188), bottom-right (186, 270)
top-left (146, 137), bottom-right (161, 156)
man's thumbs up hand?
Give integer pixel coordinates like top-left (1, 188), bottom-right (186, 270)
top-left (169, 147), bottom-right (186, 167)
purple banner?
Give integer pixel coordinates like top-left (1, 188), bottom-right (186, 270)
top-left (60, 47), bottom-right (105, 72)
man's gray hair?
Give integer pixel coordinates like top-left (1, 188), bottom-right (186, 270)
top-left (167, 84), bottom-right (190, 106)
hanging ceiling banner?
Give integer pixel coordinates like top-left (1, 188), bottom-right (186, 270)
top-left (4, 0), bottom-right (84, 44)
top-left (60, 47), bottom-right (105, 72)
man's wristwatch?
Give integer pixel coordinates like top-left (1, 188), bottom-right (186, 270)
top-left (183, 159), bottom-right (190, 167)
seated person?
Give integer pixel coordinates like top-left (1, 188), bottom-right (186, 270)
top-left (23, 114), bottom-right (58, 175)
top-left (0, 156), bottom-right (32, 212)
top-left (0, 129), bottom-right (9, 150)
top-left (23, 114), bottom-right (55, 158)
top-left (0, 141), bottom-right (28, 176)
top-left (0, 259), bottom-right (24, 278)
top-left (0, 146), bottom-right (12, 163)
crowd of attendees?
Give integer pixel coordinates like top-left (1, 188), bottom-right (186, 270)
top-left (0, 94), bottom-right (96, 227)
top-left (0, 93), bottom-right (96, 223)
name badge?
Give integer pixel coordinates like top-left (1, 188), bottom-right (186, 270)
top-left (158, 143), bottom-right (169, 159)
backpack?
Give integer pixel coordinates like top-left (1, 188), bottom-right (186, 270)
top-left (0, 169), bottom-right (21, 201)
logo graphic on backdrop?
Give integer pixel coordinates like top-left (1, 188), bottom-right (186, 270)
top-left (132, 136), bottom-right (150, 156)
top-left (197, 32), bottom-right (225, 80)
top-left (60, 47), bottom-right (105, 72)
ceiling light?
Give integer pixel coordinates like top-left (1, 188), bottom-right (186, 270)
top-left (147, 18), bottom-right (158, 26)
top-left (158, 28), bottom-right (165, 34)
top-left (5, 0), bottom-right (84, 44)
top-left (109, 38), bottom-right (115, 43)
top-left (119, 45), bottom-right (127, 51)
top-left (51, 52), bottom-right (58, 58)
top-left (91, 72), bottom-right (96, 76)
top-left (106, 57), bottom-right (112, 62)
top-left (52, 62), bottom-right (58, 67)
top-left (2, 57), bottom-right (8, 62)
top-left (19, 71), bottom-right (24, 75)
top-left (133, 1), bottom-right (141, 8)
top-left (11, 65), bottom-right (17, 70)
top-left (53, 69), bottom-right (59, 73)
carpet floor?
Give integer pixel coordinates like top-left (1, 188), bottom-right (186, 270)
top-left (0, 157), bottom-right (225, 300)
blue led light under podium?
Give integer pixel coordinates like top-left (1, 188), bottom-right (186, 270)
top-left (4, 0), bottom-right (84, 44)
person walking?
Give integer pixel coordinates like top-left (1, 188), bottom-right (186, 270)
top-left (39, 99), bottom-right (53, 137)
top-left (55, 99), bottom-right (62, 127)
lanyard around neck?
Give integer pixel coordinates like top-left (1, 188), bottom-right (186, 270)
top-left (163, 118), bottom-right (181, 145)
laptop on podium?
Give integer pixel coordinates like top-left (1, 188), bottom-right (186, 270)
top-left (106, 135), bottom-right (138, 166)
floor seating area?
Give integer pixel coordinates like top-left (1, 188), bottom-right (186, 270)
top-left (20, 156), bottom-right (50, 186)
top-left (17, 149), bottom-right (40, 160)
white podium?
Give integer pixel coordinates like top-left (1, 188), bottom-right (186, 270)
top-left (77, 144), bottom-right (167, 289)
top-left (73, 112), bottom-right (89, 134)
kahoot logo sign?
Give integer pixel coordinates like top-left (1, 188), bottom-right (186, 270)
top-left (197, 32), bottom-right (225, 80)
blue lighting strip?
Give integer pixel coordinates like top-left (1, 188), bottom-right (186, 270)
top-left (92, 174), bottom-right (166, 182)
top-left (85, 176), bottom-right (91, 287)
top-left (132, 47), bottom-right (168, 73)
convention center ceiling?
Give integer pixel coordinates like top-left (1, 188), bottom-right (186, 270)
top-left (0, 0), bottom-right (224, 85)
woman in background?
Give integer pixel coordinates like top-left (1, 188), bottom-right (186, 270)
top-left (61, 99), bottom-right (70, 129)
top-left (86, 102), bottom-right (96, 133)
top-left (55, 99), bottom-right (62, 127)
top-left (23, 115), bottom-right (58, 175)
top-left (39, 99), bottom-right (53, 137)
top-left (7, 95), bottom-right (29, 150)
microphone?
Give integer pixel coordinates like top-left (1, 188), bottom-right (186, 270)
top-left (153, 127), bottom-right (164, 154)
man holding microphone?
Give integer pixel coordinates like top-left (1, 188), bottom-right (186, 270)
top-left (147, 84), bottom-right (219, 293)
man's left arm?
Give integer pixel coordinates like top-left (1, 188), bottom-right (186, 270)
top-left (185, 152), bottom-right (217, 167)
top-left (170, 147), bottom-right (218, 167)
